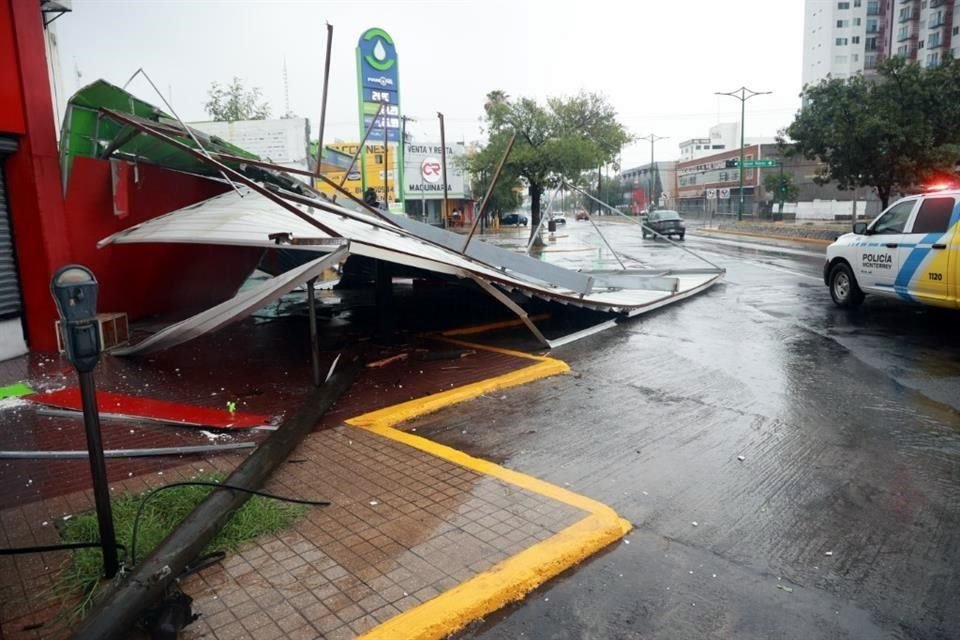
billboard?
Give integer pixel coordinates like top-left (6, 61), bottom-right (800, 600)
top-left (356, 27), bottom-right (402, 206)
top-left (193, 118), bottom-right (311, 177)
top-left (314, 142), bottom-right (398, 203)
top-left (403, 143), bottom-right (466, 199)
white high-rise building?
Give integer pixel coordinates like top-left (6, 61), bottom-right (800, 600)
top-left (803, 0), bottom-right (960, 89)
top-left (802, 0), bottom-right (871, 87)
top-left (913, 0), bottom-right (960, 68)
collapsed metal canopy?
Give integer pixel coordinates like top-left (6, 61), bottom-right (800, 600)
top-left (95, 105), bottom-right (724, 352)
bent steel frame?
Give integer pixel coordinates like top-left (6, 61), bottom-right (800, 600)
top-left (96, 109), bottom-right (723, 351)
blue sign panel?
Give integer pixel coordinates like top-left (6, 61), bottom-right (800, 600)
top-left (358, 28), bottom-right (399, 91)
top-left (356, 28), bottom-right (402, 199)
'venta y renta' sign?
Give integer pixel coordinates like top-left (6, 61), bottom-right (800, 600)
top-left (404, 143), bottom-right (466, 198)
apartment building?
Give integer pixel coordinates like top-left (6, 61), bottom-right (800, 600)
top-left (802, 0), bottom-right (960, 87)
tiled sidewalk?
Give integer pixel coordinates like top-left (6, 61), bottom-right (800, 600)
top-left (0, 425), bottom-right (587, 639)
top-left (181, 427), bottom-right (586, 639)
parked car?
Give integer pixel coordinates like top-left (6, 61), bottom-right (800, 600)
top-left (643, 210), bottom-right (686, 240)
top-left (551, 214), bottom-right (567, 225)
top-left (501, 213), bottom-right (528, 226)
top-left (575, 210), bottom-right (590, 221)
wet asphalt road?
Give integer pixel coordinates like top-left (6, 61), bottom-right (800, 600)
top-left (412, 220), bottom-right (960, 639)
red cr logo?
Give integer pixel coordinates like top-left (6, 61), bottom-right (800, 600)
top-left (421, 157), bottom-right (442, 184)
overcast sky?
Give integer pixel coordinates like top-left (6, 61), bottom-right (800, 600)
top-left (55, 0), bottom-right (805, 167)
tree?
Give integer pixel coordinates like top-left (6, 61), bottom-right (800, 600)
top-left (784, 56), bottom-right (960, 209)
top-left (763, 171), bottom-right (798, 218)
top-left (472, 91), bottom-right (630, 241)
top-left (585, 172), bottom-right (626, 212)
top-left (205, 77), bottom-right (271, 121)
top-left (469, 165), bottom-right (523, 221)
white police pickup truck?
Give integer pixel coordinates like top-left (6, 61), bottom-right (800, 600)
top-left (824, 190), bottom-right (959, 309)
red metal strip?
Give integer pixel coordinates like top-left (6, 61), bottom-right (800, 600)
top-left (28, 388), bottom-right (271, 429)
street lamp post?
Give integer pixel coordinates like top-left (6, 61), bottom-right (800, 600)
top-left (638, 134), bottom-right (667, 211)
top-left (714, 87), bottom-right (771, 221)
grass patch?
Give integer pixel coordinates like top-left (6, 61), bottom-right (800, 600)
top-left (51, 474), bottom-right (307, 623)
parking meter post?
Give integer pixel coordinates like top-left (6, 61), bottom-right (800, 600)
top-left (78, 369), bottom-right (119, 577)
top-left (49, 265), bottom-right (119, 579)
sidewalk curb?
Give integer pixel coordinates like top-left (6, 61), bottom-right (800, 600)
top-left (347, 339), bottom-right (631, 640)
top-left (695, 227), bottom-right (835, 247)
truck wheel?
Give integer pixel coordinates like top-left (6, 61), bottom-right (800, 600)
top-left (829, 263), bottom-right (864, 308)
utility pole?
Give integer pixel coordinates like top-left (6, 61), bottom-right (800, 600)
top-left (438, 112), bottom-right (449, 228)
top-left (777, 161), bottom-right (785, 220)
top-left (596, 165), bottom-right (602, 215)
top-left (715, 87), bottom-right (771, 221)
top-left (638, 134), bottom-right (667, 211)
top-left (313, 23), bottom-right (334, 182)
top-left (382, 111), bottom-right (388, 209)
top-left (400, 115), bottom-right (414, 211)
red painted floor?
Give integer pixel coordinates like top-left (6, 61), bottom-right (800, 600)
top-left (0, 316), bottom-right (532, 510)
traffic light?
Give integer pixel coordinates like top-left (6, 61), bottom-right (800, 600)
top-left (725, 159), bottom-right (739, 168)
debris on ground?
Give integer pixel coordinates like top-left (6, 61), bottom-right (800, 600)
top-left (366, 353), bottom-right (409, 368)
top-left (737, 455), bottom-right (745, 461)
top-left (417, 349), bottom-right (476, 362)
top-left (777, 585), bottom-right (794, 593)
top-left (0, 382), bottom-right (35, 400)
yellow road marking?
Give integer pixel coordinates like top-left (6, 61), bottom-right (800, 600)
top-left (348, 338), bottom-right (631, 640)
top-left (439, 315), bottom-right (550, 337)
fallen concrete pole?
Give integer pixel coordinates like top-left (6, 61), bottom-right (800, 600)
top-left (70, 364), bottom-right (360, 640)
top-left (0, 443), bottom-right (256, 459)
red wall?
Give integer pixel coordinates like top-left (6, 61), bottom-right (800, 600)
top-left (0, 1), bottom-right (25, 135)
top-left (64, 158), bottom-right (262, 319)
top-left (3, 0), bottom-right (71, 352)
top-left (1, 1), bottom-right (262, 352)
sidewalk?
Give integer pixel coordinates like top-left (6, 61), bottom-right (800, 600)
top-left (695, 220), bottom-right (849, 245)
top-left (0, 320), bottom-right (629, 639)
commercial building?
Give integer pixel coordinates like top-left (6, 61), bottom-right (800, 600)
top-left (314, 142), bottom-right (400, 204)
top-left (680, 123), bottom-right (776, 162)
top-left (0, 2), bottom-right (267, 358)
top-left (679, 124), bottom-right (737, 161)
top-left (676, 144), bottom-right (881, 220)
top-left (402, 142), bottom-right (473, 226)
top-left (803, 0), bottom-right (960, 87)
top-left (0, 1), bottom-right (71, 358)
top-left (192, 118), bottom-right (312, 175)
top-left (619, 161), bottom-right (678, 212)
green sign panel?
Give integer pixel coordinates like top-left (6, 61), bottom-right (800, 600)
top-left (736, 159), bottom-right (777, 168)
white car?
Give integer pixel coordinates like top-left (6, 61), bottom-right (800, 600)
top-left (824, 190), bottom-right (959, 309)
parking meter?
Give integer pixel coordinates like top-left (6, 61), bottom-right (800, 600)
top-left (51, 265), bottom-right (101, 373)
top-left (49, 264), bottom-right (118, 577)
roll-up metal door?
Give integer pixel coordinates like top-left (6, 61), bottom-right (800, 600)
top-left (0, 155), bottom-right (24, 319)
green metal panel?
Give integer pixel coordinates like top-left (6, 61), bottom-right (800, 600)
top-left (59, 80), bottom-right (263, 190)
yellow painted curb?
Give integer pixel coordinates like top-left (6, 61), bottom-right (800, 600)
top-left (357, 514), bottom-right (630, 640)
top-left (347, 338), bottom-right (631, 640)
